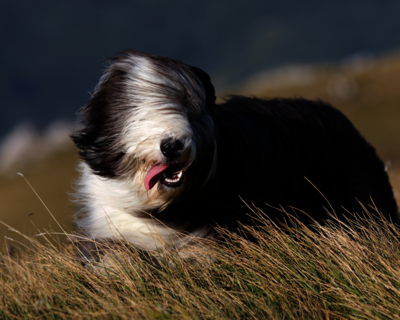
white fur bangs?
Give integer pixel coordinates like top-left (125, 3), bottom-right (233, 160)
top-left (71, 51), bottom-right (217, 253)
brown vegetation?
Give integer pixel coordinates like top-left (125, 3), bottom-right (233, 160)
top-left (1, 210), bottom-right (400, 319)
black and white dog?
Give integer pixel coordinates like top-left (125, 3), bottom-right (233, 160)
top-left (71, 50), bottom-right (399, 255)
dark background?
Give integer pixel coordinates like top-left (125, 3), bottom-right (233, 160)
top-left (2, 0), bottom-right (400, 137)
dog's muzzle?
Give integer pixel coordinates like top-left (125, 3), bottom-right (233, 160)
top-left (144, 138), bottom-right (185, 191)
top-left (144, 163), bottom-right (184, 190)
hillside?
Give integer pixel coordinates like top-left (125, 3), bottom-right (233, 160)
top-left (1, 52), bottom-right (400, 244)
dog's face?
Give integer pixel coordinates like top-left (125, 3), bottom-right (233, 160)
top-left (72, 51), bottom-right (217, 212)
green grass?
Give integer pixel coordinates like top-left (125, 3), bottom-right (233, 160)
top-left (1, 210), bottom-right (400, 319)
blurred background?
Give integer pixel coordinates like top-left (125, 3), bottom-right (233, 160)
top-left (1, 0), bottom-right (400, 244)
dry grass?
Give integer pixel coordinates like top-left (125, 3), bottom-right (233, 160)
top-left (1, 209), bottom-right (400, 319)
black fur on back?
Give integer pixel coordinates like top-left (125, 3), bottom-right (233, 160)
top-left (157, 96), bottom-right (399, 232)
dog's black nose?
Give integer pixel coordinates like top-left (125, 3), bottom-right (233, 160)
top-left (160, 138), bottom-right (184, 158)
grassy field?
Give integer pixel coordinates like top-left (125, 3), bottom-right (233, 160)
top-left (1, 52), bottom-right (400, 318)
top-left (1, 213), bottom-right (400, 319)
top-left (0, 145), bottom-right (79, 245)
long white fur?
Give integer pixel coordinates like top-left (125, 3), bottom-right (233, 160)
top-left (74, 54), bottom-right (208, 251)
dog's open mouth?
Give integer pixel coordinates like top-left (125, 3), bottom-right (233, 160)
top-left (144, 163), bottom-right (184, 190)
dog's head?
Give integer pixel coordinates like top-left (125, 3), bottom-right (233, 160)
top-left (71, 50), bottom-right (217, 211)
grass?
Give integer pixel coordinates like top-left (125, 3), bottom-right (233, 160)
top-left (1, 209), bottom-right (400, 319)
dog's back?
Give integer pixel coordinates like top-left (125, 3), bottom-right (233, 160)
top-left (162, 96), bottom-right (399, 231)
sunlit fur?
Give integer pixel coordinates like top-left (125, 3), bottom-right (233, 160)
top-left (71, 51), bottom-right (217, 251)
top-left (71, 50), bottom-right (399, 257)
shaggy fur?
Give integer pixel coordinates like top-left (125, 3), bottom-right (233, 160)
top-left (71, 50), bottom-right (399, 256)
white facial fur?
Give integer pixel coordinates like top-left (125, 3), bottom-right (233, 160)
top-left (73, 53), bottom-right (213, 251)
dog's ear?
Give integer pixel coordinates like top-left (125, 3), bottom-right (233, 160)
top-left (189, 66), bottom-right (217, 106)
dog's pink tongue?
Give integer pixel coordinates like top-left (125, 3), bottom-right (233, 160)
top-left (145, 164), bottom-right (170, 191)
